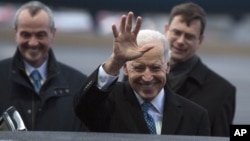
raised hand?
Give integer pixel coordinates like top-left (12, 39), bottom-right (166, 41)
top-left (103, 12), bottom-right (153, 76)
top-left (111, 11), bottom-right (153, 63)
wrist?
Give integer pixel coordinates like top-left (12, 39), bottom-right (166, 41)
top-left (103, 55), bottom-right (126, 76)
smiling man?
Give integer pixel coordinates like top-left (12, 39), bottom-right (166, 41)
top-left (74, 11), bottom-right (210, 136)
top-left (164, 2), bottom-right (236, 137)
top-left (0, 1), bottom-right (88, 131)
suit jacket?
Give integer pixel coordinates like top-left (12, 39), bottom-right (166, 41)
top-left (74, 67), bottom-right (211, 136)
top-left (0, 49), bottom-right (88, 131)
top-left (169, 58), bottom-right (236, 137)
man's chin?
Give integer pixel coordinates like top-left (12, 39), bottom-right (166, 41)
top-left (141, 95), bottom-right (155, 102)
top-left (171, 55), bottom-right (185, 63)
top-left (141, 91), bottom-right (155, 98)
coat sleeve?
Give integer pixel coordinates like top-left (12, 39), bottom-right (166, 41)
top-left (73, 66), bottom-right (116, 132)
top-left (211, 85), bottom-right (236, 136)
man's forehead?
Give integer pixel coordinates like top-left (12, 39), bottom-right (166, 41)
top-left (19, 9), bottom-right (47, 18)
top-left (130, 59), bottom-right (165, 65)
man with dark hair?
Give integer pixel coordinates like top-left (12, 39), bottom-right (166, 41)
top-left (164, 2), bottom-right (236, 137)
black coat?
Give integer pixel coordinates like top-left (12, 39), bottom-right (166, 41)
top-left (170, 58), bottom-right (236, 137)
top-left (0, 49), bottom-right (88, 131)
top-left (74, 67), bottom-right (211, 136)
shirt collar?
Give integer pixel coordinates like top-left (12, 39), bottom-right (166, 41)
top-left (24, 59), bottom-right (48, 80)
top-left (134, 88), bottom-right (165, 114)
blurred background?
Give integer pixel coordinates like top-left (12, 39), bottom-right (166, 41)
top-left (0, 0), bottom-right (249, 125)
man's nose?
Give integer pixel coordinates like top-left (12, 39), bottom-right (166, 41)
top-left (28, 37), bottom-right (39, 47)
top-left (177, 34), bottom-right (185, 44)
top-left (142, 68), bottom-right (153, 81)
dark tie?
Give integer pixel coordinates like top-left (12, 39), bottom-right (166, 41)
top-left (30, 70), bottom-right (41, 93)
top-left (141, 102), bottom-right (156, 134)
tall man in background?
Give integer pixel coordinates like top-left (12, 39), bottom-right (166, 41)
top-left (164, 2), bottom-right (236, 136)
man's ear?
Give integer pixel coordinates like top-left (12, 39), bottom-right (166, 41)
top-left (14, 27), bottom-right (18, 43)
top-left (198, 34), bottom-right (205, 45)
top-left (51, 27), bottom-right (56, 39)
top-left (123, 63), bottom-right (129, 76)
top-left (164, 24), bottom-right (169, 34)
top-left (166, 62), bottom-right (170, 74)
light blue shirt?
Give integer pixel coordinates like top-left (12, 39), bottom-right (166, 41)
top-left (24, 60), bottom-right (48, 85)
top-left (134, 89), bottom-right (164, 135)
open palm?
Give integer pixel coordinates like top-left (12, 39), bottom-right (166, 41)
top-left (112, 12), bottom-right (153, 62)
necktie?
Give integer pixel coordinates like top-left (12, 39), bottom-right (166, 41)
top-left (141, 102), bottom-right (156, 134)
top-left (30, 70), bottom-right (41, 93)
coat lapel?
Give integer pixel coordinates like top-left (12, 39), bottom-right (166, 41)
top-left (177, 58), bottom-right (208, 98)
top-left (161, 85), bottom-right (183, 134)
top-left (123, 82), bottom-right (150, 133)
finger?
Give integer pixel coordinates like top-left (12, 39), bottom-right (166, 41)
top-left (112, 24), bottom-right (118, 38)
top-left (139, 44), bottom-right (154, 53)
top-left (125, 11), bottom-right (134, 32)
top-left (119, 15), bottom-right (126, 33)
top-left (132, 16), bottom-right (142, 36)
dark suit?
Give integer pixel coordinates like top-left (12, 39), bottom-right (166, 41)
top-left (74, 67), bottom-right (211, 136)
top-left (169, 57), bottom-right (236, 137)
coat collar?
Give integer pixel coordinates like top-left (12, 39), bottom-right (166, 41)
top-left (161, 84), bottom-right (183, 134)
top-left (187, 57), bottom-right (209, 86)
top-left (10, 48), bottom-right (69, 100)
top-left (11, 48), bottom-right (60, 79)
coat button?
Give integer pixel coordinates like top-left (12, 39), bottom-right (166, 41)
top-left (27, 109), bottom-right (32, 114)
top-left (65, 89), bottom-right (69, 93)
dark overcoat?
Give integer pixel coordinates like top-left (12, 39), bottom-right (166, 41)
top-left (0, 49), bottom-right (88, 131)
top-left (172, 58), bottom-right (236, 137)
top-left (74, 67), bottom-right (211, 136)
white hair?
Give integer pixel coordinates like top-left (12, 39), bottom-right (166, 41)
top-left (136, 29), bottom-right (171, 61)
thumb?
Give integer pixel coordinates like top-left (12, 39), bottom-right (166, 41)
top-left (139, 44), bottom-right (154, 53)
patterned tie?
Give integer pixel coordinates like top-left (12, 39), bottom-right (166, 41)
top-left (30, 70), bottom-right (41, 93)
top-left (141, 102), bottom-right (156, 134)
